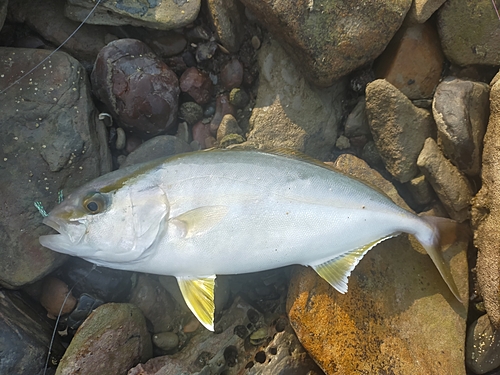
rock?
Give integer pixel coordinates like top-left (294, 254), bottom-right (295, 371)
top-left (229, 87), bottom-right (250, 109)
top-left (417, 138), bottom-right (473, 222)
top-left (128, 275), bottom-right (182, 333)
top-left (179, 67), bottom-right (214, 105)
top-left (0, 290), bottom-right (65, 374)
top-left (195, 41), bottom-right (218, 63)
top-left (152, 332), bottom-right (179, 352)
top-left (375, 21), bottom-right (444, 100)
top-left (123, 135), bottom-right (192, 167)
top-left (344, 97), bottom-right (370, 138)
top-left (66, 293), bottom-right (104, 331)
top-left (147, 32), bottom-right (187, 59)
top-left (408, 0), bottom-right (447, 23)
top-left (287, 154), bottom-right (468, 375)
top-left (115, 128), bottom-right (126, 150)
top-left (366, 79), bottom-right (433, 183)
top-left (56, 303), bottom-right (152, 375)
top-left (0, 0), bottom-right (7, 32)
top-left (407, 174), bottom-right (433, 206)
top-left (192, 122), bottom-right (212, 150)
top-left (9, 0), bottom-right (108, 61)
top-left (432, 77), bottom-right (490, 176)
top-left (240, 0), bottom-right (411, 87)
top-left (243, 37), bottom-right (345, 160)
top-left (40, 276), bottom-right (77, 319)
top-left (179, 101), bottom-right (204, 126)
top-left (361, 140), bottom-right (384, 167)
top-left (210, 94), bottom-right (236, 135)
top-left (216, 114), bottom-right (242, 140)
top-left (335, 135), bottom-right (350, 150)
top-left (466, 314), bottom-right (500, 374)
top-left (220, 58), bottom-right (244, 91)
top-left (219, 134), bottom-right (245, 148)
top-left (438, 0), bottom-right (500, 66)
top-left (0, 48), bottom-right (111, 288)
top-left (91, 39), bottom-right (180, 137)
top-left (472, 79), bottom-right (500, 329)
top-left (206, 0), bottom-right (245, 53)
top-left (65, 0), bottom-right (200, 30)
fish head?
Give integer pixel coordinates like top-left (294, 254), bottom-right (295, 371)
top-left (39, 171), bottom-right (169, 265)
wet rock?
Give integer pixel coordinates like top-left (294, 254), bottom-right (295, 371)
top-left (179, 101), bottom-right (204, 126)
top-left (147, 32), bottom-right (188, 59)
top-left (9, 0), bottom-right (108, 61)
top-left (65, 0), bottom-right (200, 30)
top-left (287, 153), bottom-right (468, 375)
top-left (229, 87), bottom-right (250, 109)
top-left (438, 0), bottom-right (500, 66)
top-left (207, 0), bottom-right (245, 53)
top-left (375, 21), bottom-right (444, 100)
top-left (123, 135), bottom-right (192, 167)
top-left (472, 79), bottom-right (500, 329)
top-left (240, 0), bottom-right (411, 87)
top-left (408, 0), bottom-right (447, 23)
top-left (129, 275), bottom-right (182, 333)
top-left (432, 77), bottom-right (490, 176)
top-left (210, 94), bottom-right (236, 135)
top-left (152, 332), bottom-right (179, 352)
top-left (40, 276), bottom-right (77, 319)
top-left (243, 37), bottom-right (345, 160)
top-left (366, 79), bottom-right (433, 183)
top-left (92, 39), bottom-right (180, 137)
top-left (417, 138), bottom-right (473, 222)
top-left (179, 67), bottom-right (214, 105)
top-left (344, 97), bottom-right (370, 138)
top-left (0, 290), bottom-right (65, 375)
top-left (220, 58), bottom-right (244, 91)
top-left (407, 174), bottom-right (433, 206)
top-left (466, 314), bottom-right (500, 374)
top-left (0, 48), bottom-right (111, 288)
top-left (56, 303), bottom-right (152, 375)
top-left (217, 114), bottom-right (243, 141)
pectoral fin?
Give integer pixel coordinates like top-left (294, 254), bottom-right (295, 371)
top-left (171, 206), bottom-right (229, 239)
top-left (177, 275), bottom-right (216, 331)
top-left (310, 236), bottom-right (394, 293)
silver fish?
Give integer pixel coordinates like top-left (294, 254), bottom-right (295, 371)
top-left (39, 150), bottom-right (461, 330)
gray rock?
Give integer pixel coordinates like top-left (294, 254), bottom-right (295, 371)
top-left (240, 0), bottom-right (411, 87)
top-left (438, 0), bottom-right (500, 66)
top-left (152, 332), bottom-right (179, 352)
top-left (417, 138), bottom-right (473, 222)
top-left (217, 114), bottom-right (243, 141)
top-left (207, 0), bottom-right (245, 53)
top-left (65, 0), bottom-right (200, 30)
top-left (433, 77), bottom-right (490, 176)
top-left (407, 174), bottom-right (433, 206)
top-left (366, 79), bottom-right (433, 183)
top-left (0, 290), bottom-right (65, 375)
top-left (123, 136), bottom-right (192, 167)
top-left (179, 102), bottom-right (204, 126)
top-left (408, 0), bottom-right (447, 23)
top-left (56, 303), bottom-right (152, 375)
top-left (344, 97), bottom-right (370, 137)
top-left (466, 314), bottom-right (500, 374)
top-left (243, 37), bottom-right (346, 160)
top-left (0, 47), bottom-right (111, 288)
top-left (9, 0), bottom-right (109, 61)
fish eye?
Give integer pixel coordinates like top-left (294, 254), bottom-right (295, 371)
top-left (83, 192), bottom-right (107, 214)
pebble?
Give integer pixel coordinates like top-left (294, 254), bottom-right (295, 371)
top-left (179, 67), bottom-right (214, 104)
top-left (195, 41), bottom-right (218, 62)
top-left (179, 101), bottom-right (204, 126)
top-left (466, 314), bottom-right (500, 374)
top-left (229, 87), bottom-right (250, 109)
top-left (344, 97), bottom-right (370, 137)
top-left (210, 94), bottom-right (236, 135)
top-left (66, 293), bottom-right (104, 331)
top-left (335, 135), bottom-right (350, 150)
top-left (153, 332), bottom-right (180, 351)
top-left (148, 32), bottom-right (187, 58)
top-left (251, 35), bottom-right (261, 50)
top-left (417, 137), bottom-right (473, 222)
top-left (216, 114), bottom-right (243, 140)
top-left (407, 174), bottom-right (433, 206)
top-left (115, 127), bottom-right (126, 150)
top-left (220, 58), bottom-right (244, 90)
top-left (125, 135), bottom-right (143, 155)
top-left (249, 327), bottom-right (269, 346)
top-left (40, 276), bottom-right (77, 319)
top-left (183, 317), bottom-right (201, 333)
top-left (219, 133), bottom-right (245, 148)
top-left (91, 39), bottom-right (180, 136)
top-left (206, 0), bottom-right (245, 53)
top-left (192, 121), bottom-right (212, 150)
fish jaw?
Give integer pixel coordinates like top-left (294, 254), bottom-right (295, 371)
top-left (39, 215), bottom-right (88, 256)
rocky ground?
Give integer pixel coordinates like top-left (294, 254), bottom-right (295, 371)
top-left (0, 0), bottom-right (499, 374)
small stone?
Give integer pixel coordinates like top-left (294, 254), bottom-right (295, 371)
top-left (361, 141), bottom-right (384, 167)
top-left (344, 97), bottom-right (370, 137)
top-left (179, 67), bottom-right (214, 105)
top-left (192, 122), bottom-right (212, 150)
top-left (407, 174), bottom-right (433, 206)
top-left (466, 314), bottom-right (500, 374)
top-left (417, 137), bottom-right (473, 222)
top-left (251, 36), bottom-right (261, 50)
top-left (229, 88), bottom-right (250, 109)
top-left (183, 317), bottom-right (201, 333)
top-left (210, 95), bottom-right (236, 135)
top-left (206, 0), bottom-right (245, 53)
top-left (408, 0), bottom-right (447, 23)
top-left (195, 41), bottom-right (218, 62)
top-left (335, 135), bottom-right (350, 150)
top-left (433, 77), bottom-right (490, 176)
top-left (40, 276), bottom-right (77, 319)
top-left (115, 127), bottom-right (126, 150)
top-left (220, 58), bottom-right (244, 91)
top-left (249, 327), bottom-right (268, 346)
top-left (123, 135), bottom-right (192, 167)
top-left (179, 101), bottom-right (204, 126)
top-left (366, 79), bottom-right (433, 183)
top-left (148, 32), bottom-right (187, 58)
top-left (205, 136), bottom-right (217, 148)
top-left (153, 332), bottom-right (179, 351)
top-left (219, 134), bottom-right (245, 148)
top-left (217, 114), bottom-right (243, 140)
top-left (125, 135), bottom-right (143, 155)
top-left (176, 122), bottom-right (190, 144)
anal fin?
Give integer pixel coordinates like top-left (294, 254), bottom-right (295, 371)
top-left (310, 236), bottom-right (394, 293)
top-left (177, 275), bottom-right (216, 331)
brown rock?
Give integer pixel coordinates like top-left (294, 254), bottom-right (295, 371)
top-left (417, 138), bottom-right (473, 222)
top-left (344, 97), bottom-right (370, 137)
top-left (375, 21), bottom-right (444, 100)
top-left (40, 277), bottom-right (77, 319)
top-left (472, 79), bottom-right (500, 329)
top-left (216, 114), bottom-right (243, 141)
top-left (192, 121), bottom-right (212, 150)
top-left (179, 67), bottom-right (213, 105)
top-left (365, 79), bottom-right (433, 183)
top-left (220, 58), bottom-right (244, 91)
top-left (206, 0), bottom-right (245, 53)
top-left (432, 77), bottom-right (490, 176)
top-left (407, 174), bottom-right (434, 206)
top-left (209, 94), bottom-right (236, 135)
top-left (466, 314), bottom-right (500, 374)
top-left (239, 0), bottom-right (411, 87)
top-left (407, 0), bottom-right (447, 23)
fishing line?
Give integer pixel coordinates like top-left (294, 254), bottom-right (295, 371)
top-left (42, 264), bottom-right (97, 375)
top-left (0, 0), bottom-right (103, 95)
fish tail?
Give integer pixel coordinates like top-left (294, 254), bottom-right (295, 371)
top-left (416, 215), bottom-right (465, 303)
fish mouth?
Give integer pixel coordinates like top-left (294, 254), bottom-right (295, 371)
top-left (42, 216), bottom-right (63, 233)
